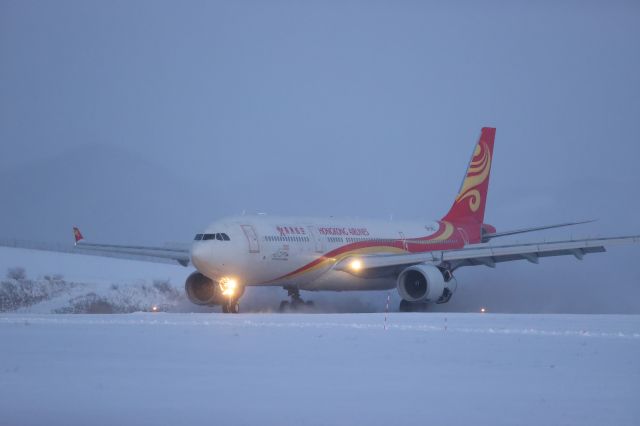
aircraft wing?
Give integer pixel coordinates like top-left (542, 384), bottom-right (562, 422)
top-left (0, 227), bottom-right (191, 267)
top-left (334, 235), bottom-right (640, 276)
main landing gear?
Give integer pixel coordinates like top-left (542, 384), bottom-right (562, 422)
top-left (222, 300), bottom-right (240, 314)
top-left (399, 300), bottom-right (429, 312)
top-left (279, 286), bottom-right (314, 312)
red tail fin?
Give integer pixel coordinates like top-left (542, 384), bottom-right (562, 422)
top-left (73, 226), bottom-right (84, 244)
top-left (442, 127), bottom-right (496, 226)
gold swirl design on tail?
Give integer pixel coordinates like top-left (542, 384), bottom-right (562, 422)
top-left (435, 221), bottom-right (455, 240)
top-left (457, 189), bottom-right (481, 212)
top-left (456, 142), bottom-right (491, 212)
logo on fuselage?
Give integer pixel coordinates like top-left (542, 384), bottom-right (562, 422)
top-left (318, 227), bottom-right (370, 236)
top-left (277, 226), bottom-right (306, 236)
top-left (271, 245), bottom-right (289, 261)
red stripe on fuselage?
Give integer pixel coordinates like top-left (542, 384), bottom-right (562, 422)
top-left (273, 221), bottom-right (465, 281)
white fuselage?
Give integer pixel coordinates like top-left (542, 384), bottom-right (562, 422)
top-left (190, 215), bottom-right (465, 291)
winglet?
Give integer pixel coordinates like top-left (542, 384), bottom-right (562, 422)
top-left (73, 227), bottom-right (84, 245)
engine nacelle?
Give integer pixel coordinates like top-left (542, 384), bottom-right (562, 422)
top-left (185, 272), bottom-right (225, 306)
top-left (397, 264), bottom-right (450, 303)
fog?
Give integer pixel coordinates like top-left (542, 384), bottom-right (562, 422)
top-left (1, 0), bottom-right (639, 313)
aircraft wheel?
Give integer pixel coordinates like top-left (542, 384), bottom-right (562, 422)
top-left (399, 300), bottom-right (428, 312)
top-left (228, 302), bottom-right (240, 314)
top-left (399, 300), bottom-right (412, 312)
top-left (222, 304), bottom-right (229, 314)
top-left (278, 299), bottom-right (313, 312)
top-left (279, 301), bottom-right (290, 313)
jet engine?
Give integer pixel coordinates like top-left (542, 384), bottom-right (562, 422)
top-left (185, 272), bottom-right (225, 306)
top-left (397, 264), bottom-right (455, 303)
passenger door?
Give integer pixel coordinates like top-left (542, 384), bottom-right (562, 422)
top-left (457, 227), bottom-right (470, 245)
top-left (307, 226), bottom-right (324, 253)
top-left (399, 231), bottom-right (408, 251)
top-left (241, 224), bottom-right (260, 253)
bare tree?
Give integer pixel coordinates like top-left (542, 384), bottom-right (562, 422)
top-left (7, 267), bottom-right (26, 281)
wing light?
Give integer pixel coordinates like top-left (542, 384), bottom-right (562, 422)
top-left (349, 259), bottom-right (363, 272)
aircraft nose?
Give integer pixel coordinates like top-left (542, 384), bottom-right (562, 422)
top-left (190, 243), bottom-right (212, 272)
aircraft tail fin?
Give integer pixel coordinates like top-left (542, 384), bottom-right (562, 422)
top-left (73, 226), bottom-right (84, 245)
top-left (442, 127), bottom-right (496, 226)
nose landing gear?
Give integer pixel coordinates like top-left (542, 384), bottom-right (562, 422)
top-left (219, 278), bottom-right (244, 314)
top-left (222, 300), bottom-right (240, 314)
top-left (279, 286), bottom-right (314, 312)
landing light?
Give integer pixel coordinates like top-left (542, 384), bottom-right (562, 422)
top-left (480, 307), bottom-right (486, 313)
top-left (151, 305), bottom-right (159, 312)
top-left (220, 277), bottom-right (238, 297)
top-left (350, 259), bottom-right (363, 272)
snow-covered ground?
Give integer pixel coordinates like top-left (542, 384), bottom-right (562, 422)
top-left (1, 313), bottom-right (639, 426)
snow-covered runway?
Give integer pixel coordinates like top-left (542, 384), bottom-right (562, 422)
top-left (1, 313), bottom-right (639, 426)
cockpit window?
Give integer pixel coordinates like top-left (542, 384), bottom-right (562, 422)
top-left (200, 233), bottom-right (230, 241)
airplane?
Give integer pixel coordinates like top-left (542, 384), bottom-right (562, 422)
top-left (2, 127), bottom-right (638, 313)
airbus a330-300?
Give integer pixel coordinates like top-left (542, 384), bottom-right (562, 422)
top-left (4, 128), bottom-right (638, 313)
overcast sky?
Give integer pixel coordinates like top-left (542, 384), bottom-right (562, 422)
top-left (1, 0), bottom-right (639, 312)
